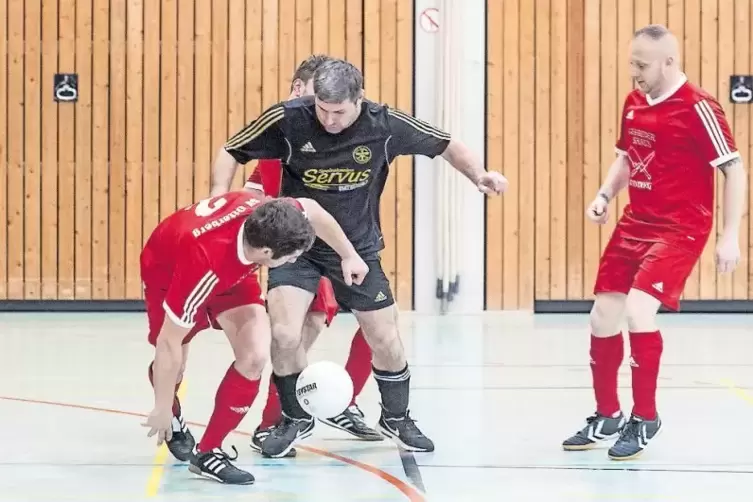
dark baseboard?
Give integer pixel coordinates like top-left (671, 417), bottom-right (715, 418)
top-left (534, 299), bottom-right (753, 314)
top-left (0, 300), bottom-right (146, 312)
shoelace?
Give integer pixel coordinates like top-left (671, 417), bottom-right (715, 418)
top-left (210, 445), bottom-right (239, 462)
top-left (618, 419), bottom-right (642, 441)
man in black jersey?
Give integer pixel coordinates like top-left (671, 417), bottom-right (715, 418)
top-left (211, 59), bottom-right (508, 458)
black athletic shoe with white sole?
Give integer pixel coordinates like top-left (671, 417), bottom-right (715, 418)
top-left (260, 415), bottom-right (315, 458)
top-left (377, 408), bottom-right (434, 452)
top-left (320, 404), bottom-right (384, 441)
top-left (188, 446), bottom-right (254, 485)
top-left (608, 414), bottom-right (662, 460)
top-left (167, 413), bottom-right (196, 461)
top-left (562, 412), bottom-right (627, 450)
top-left (250, 424), bottom-right (297, 458)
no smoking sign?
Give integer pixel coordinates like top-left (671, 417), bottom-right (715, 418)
top-left (419, 7), bottom-right (439, 33)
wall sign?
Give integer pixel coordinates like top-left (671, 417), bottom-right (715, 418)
top-left (730, 75), bottom-right (753, 104)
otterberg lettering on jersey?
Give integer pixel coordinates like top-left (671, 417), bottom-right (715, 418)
top-left (190, 200), bottom-right (258, 237)
top-left (223, 96), bottom-right (451, 256)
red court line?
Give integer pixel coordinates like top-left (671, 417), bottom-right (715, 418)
top-left (0, 394), bottom-right (426, 502)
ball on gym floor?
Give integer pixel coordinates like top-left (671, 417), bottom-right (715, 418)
top-left (296, 361), bottom-right (354, 419)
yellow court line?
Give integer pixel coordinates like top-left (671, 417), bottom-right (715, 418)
top-left (720, 378), bottom-right (753, 405)
top-left (145, 381), bottom-right (187, 498)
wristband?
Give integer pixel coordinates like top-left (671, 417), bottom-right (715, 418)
top-left (597, 192), bottom-right (610, 203)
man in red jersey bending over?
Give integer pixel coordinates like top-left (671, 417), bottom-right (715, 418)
top-left (562, 24), bottom-right (746, 461)
top-left (140, 192), bottom-right (367, 484)
top-left (243, 55), bottom-right (383, 457)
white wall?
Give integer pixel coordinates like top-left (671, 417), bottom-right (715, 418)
top-left (412, 0), bottom-right (487, 313)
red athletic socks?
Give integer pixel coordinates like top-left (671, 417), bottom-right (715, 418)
top-left (258, 377), bottom-right (282, 429)
top-left (198, 364), bottom-right (260, 452)
top-left (345, 328), bottom-right (373, 406)
top-left (629, 331), bottom-right (663, 420)
top-left (590, 333), bottom-right (624, 417)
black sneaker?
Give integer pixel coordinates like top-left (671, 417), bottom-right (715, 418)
top-left (608, 414), bottom-right (662, 460)
top-left (320, 404), bottom-right (384, 441)
top-left (260, 414), bottom-right (315, 459)
top-left (249, 424), bottom-right (297, 458)
top-left (188, 446), bottom-right (254, 485)
top-left (167, 413), bottom-right (196, 461)
top-left (376, 408), bottom-right (434, 452)
top-left (562, 412), bottom-right (627, 450)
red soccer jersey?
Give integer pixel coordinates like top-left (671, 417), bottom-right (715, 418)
top-left (245, 159), bottom-right (283, 197)
top-left (140, 191), bottom-right (302, 328)
top-left (614, 75), bottom-right (739, 245)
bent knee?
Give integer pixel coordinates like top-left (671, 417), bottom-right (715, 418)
top-left (624, 289), bottom-right (661, 333)
top-left (271, 321), bottom-right (303, 349)
top-left (589, 293), bottom-right (626, 337)
top-left (234, 353), bottom-right (267, 380)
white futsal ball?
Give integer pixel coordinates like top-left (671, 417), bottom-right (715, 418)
top-left (296, 361), bottom-right (354, 419)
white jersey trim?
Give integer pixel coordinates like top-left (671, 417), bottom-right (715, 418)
top-left (244, 181), bottom-right (263, 191)
top-left (710, 151), bottom-right (741, 168)
top-left (694, 99), bottom-right (737, 167)
top-left (170, 270), bottom-right (219, 326)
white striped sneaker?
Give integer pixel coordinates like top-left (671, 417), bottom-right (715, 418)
top-left (320, 404), bottom-right (384, 441)
top-left (188, 446), bottom-right (254, 485)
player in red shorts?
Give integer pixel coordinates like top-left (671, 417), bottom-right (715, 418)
top-left (241, 56), bottom-right (383, 457)
top-left (140, 192), bottom-right (367, 484)
top-left (562, 25), bottom-right (746, 460)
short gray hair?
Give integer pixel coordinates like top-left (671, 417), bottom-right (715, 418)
top-left (634, 24), bottom-right (670, 40)
top-left (313, 59), bottom-right (363, 103)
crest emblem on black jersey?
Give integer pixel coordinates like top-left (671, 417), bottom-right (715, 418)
top-left (353, 146), bottom-right (372, 164)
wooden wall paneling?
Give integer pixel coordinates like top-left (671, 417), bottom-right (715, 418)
top-left (548, 0), bottom-right (568, 300)
top-left (0, 0), bottom-right (7, 299)
top-left (109, 0), bottom-right (127, 299)
top-left (193, 0), bottom-right (211, 202)
top-left (534, 0), bottom-right (551, 302)
top-left (278, 0), bottom-right (296, 100)
top-left (566, 0), bottom-right (584, 300)
top-left (58, 0), bottom-right (76, 299)
top-left (613, 0), bottom-right (633, 245)
top-left (682, 0), bottom-right (701, 298)
top-left (24, 0), bottom-right (41, 299)
top-left (160, 0), bottom-right (178, 219)
top-left (502, 0), bottom-right (520, 308)
top-left (345, 0), bottom-right (363, 69)
top-left (262, 0), bottom-right (280, 109)
top-left (312, 0), bottom-right (329, 54)
top-left (582, 0), bottom-right (601, 301)
top-left (7, 0), bottom-right (23, 300)
top-left (379, 0), bottom-right (398, 301)
top-left (395, 0), bottom-right (413, 308)
top-left (244, 0), bottom-right (263, 185)
top-left (295, 0), bottom-right (313, 66)
top-left (717, 0), bottom-right (734, 300)
top-left (733, 0), bottom-right (750, 300)
top-left (177, 0), bottom-right (197, 209)
top-left (125, 0), bottom-right (144, 299)
top-left (748, 0), bottom-right (753, 300)
top-left (699, 0), bottom-right (718, 300)
top-left (75, 0), bottom-right (93, 299)
top-left (40, 0), bottom-right (58, 299)
top-left (91, 0), bottom-right (109, 299)
top-left (599, 0), bottom-right (617, 271)
top-left (328, 0), bottom-right (346, 60)
top-left (518, 0), bottom-right (535, 309)
top-left (484, 0), bottom-right (503, 309)
top-left (227, 0), bottom-right (246, 192)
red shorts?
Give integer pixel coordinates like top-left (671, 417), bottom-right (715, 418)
top-left (145, 273), bottom-right (265, 346)
top-left (309, 277), bottom-right (340, 326)
top-left (593, 226), bottom-right (703, 311)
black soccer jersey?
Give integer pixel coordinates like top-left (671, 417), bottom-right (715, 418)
top-left (224, 96), bottom-right (451, 257)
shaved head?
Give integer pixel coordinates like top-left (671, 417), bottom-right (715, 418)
top-left (630, 25), bottom-right (683, 98)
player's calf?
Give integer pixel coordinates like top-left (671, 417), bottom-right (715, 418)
top-left (355, 307), bottom-right (435, 453)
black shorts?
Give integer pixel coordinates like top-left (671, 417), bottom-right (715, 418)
top-left (267, 252), bottom-right (395, 311)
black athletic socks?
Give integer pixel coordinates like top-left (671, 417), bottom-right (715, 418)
top-left (372, 364), bottom-right (410, 416)
top-left (272, 372), bottom-right (310, 419)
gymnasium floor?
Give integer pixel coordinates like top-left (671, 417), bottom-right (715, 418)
top-left (1, 310), bottom-right (751, 501)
